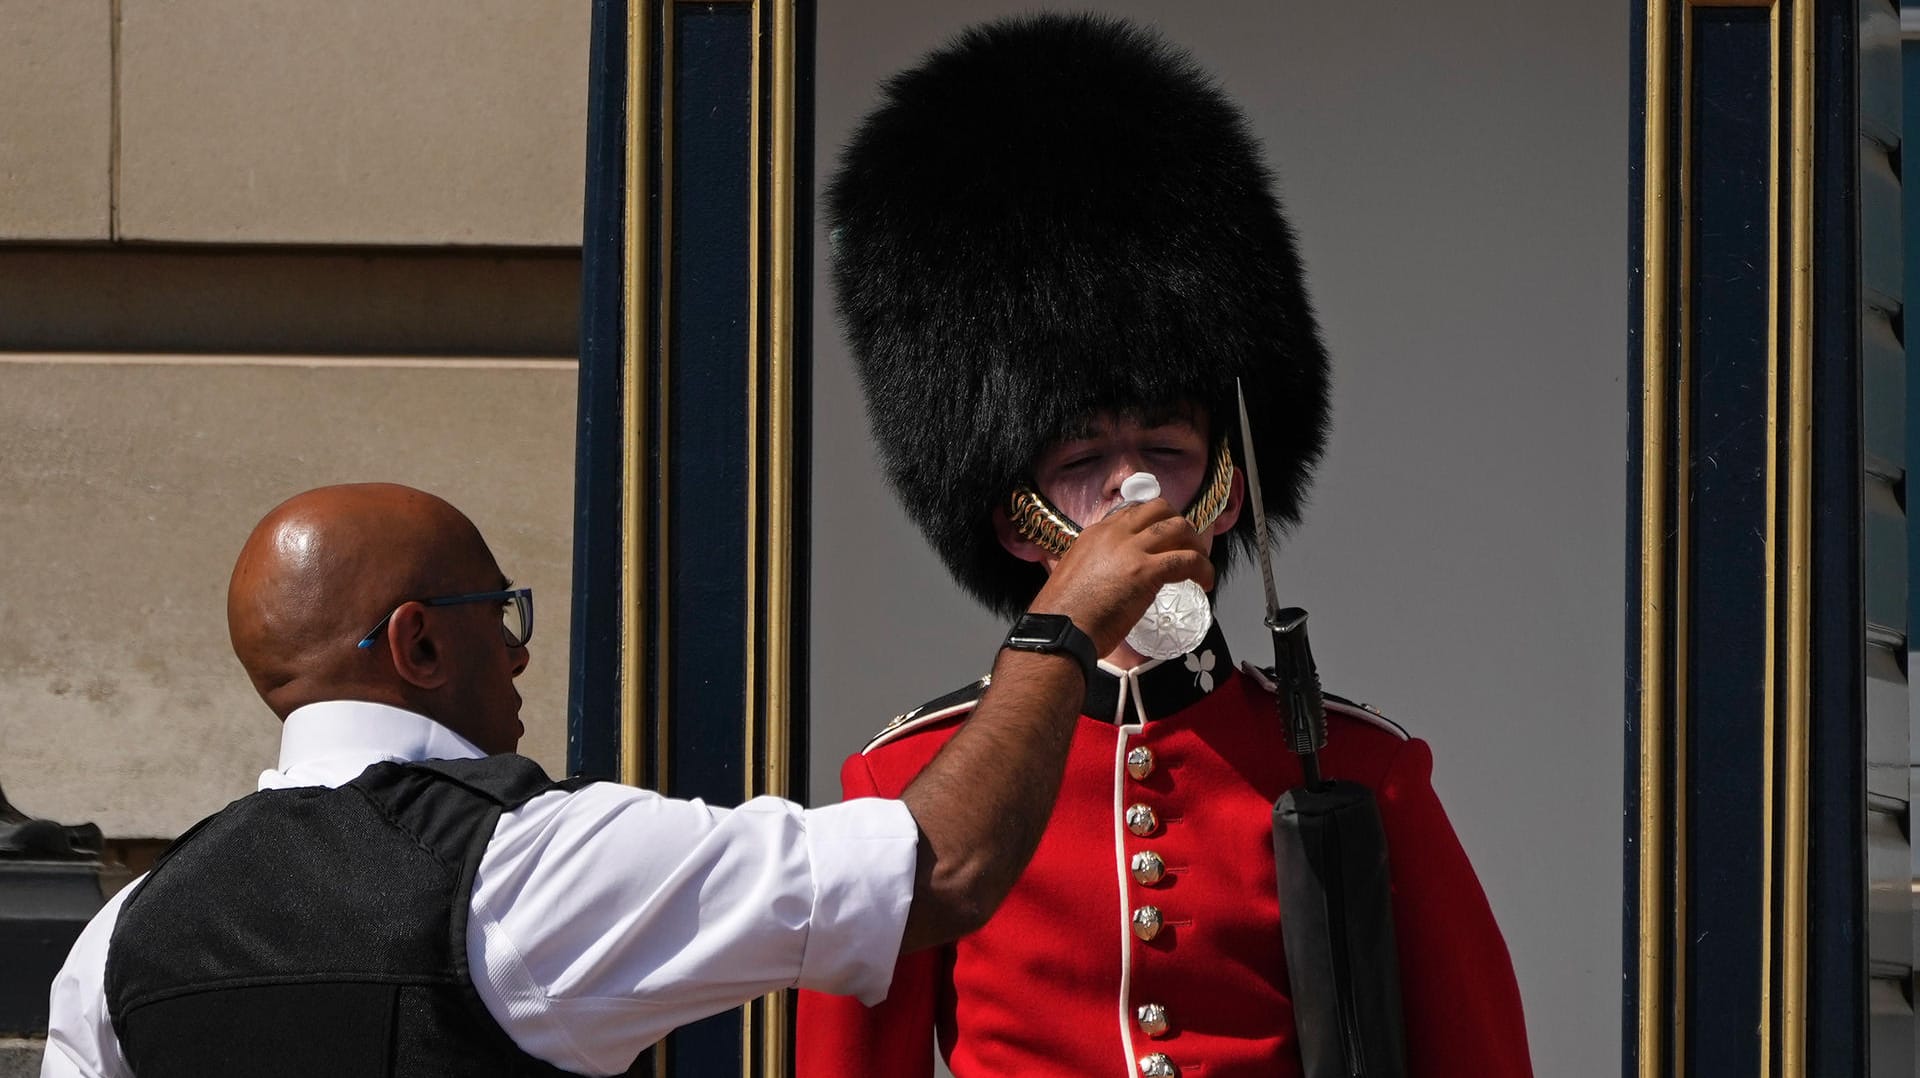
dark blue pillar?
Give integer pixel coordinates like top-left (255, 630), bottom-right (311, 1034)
top-left (571, 2), bottom-right (816, 1074)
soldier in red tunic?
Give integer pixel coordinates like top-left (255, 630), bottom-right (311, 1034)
top-left (798, 13), bottom-right (1533, 1078)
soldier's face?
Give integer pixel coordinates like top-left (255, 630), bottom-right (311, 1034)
top-left (1031, 410), bottom-right (1214, 532)
top-left (995, 406), bottom-right (1242, 573)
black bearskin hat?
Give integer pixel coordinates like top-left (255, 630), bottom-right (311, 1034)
top-left (829, 12), bottom-right (1330, 618)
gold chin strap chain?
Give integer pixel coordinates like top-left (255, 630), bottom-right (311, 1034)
top-left (1009, 435), bottom-right (1236, 558)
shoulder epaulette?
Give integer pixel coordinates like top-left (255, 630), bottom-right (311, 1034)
top-left (1322, 692), bottom-right (1409, 740)
top-left (1237, 661), bottom-right (1409, 741)
top-left (863, 674), bottom-right (991, 753)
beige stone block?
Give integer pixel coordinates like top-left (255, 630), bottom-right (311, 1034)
top-left (0, 0), bottom-right (111, 240)
top-left (0, 248), bottom-right (581, 355)
top-left (117, 0), bottom-right (589, 246)
top-left (0, 356), bottom-right (577, 837)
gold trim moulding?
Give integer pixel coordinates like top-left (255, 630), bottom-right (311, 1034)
top-left (764, 0), bottom-right (796, 809)
top-left (764, 2), bottom-right (799, 1072)
top-left (618, 0), bottom-right (652, 791)
top-left (1636, 2), bottom-right (1673, 1075)
top-left (742, 0), bottom-right (765, 804)
top-left (746, 2), bottom-right (799, 1075)
top-left (1758, 2), bottom-right (1783, 1074)
top-left (1778, 0), bottom-right (1814, 1071)
top-left (1670, 7), bottom-right (1698, 1071)
top-left (621, 2), bottom-right (665, 1073)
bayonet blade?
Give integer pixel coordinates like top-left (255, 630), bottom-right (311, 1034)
top-left (1235, 378), bottom-right (1283, 622)
top-left (1238, 378), bottom-right (1326, 761)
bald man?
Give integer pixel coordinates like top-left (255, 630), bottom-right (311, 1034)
top-left (43, 483), bottom-right (1210, 1077)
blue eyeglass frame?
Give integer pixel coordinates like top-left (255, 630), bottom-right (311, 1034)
top-left (355, 587), bottom-right (534, 650)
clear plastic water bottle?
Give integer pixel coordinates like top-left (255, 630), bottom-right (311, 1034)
top-left (1109, 473), bottom-right (1213, 660)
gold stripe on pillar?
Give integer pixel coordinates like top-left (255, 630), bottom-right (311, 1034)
top-left (619, 0), bottom-right (650, 791)
top-left (619, 2), bottom-right (668, 1073)
top-left (765, 0), bottom-right (796, 844)
top-left (762, 0), bottom-right (799, 1068)
top-left (745, 0), bottom-right (764, 804)
top-left (1778, 0), bottom-right (1814, 1070)
top-left (741, 0), bottom-right (800, 1071)
top-left (1671, 13), bottom-right (1694, 1071)
top-left (1636, 2), bottom-right (1673, 1074)
top-left (736, 0), bottom-right (796, 810)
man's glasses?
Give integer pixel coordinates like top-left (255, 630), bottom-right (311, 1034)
top-left (355, 587), bottom-right (533, 650)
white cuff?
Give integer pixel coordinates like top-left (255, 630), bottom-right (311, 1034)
top-left (796, 796), bottom-right (919, 1004)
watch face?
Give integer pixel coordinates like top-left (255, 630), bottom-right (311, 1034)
top-left (1008, 613), bottom-right (1072, 650)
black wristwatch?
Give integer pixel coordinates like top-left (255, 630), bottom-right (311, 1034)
top-left (1002, 612), bottom-right (1100, 686)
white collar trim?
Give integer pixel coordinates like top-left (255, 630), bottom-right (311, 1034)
top-left (263, 700), bottom-right (485, 791)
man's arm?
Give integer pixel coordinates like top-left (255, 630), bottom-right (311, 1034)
top-left (463, 501), bottom-right (1208, 1070)
top-left (894, 499), bottom-right (1211, 952)
top-left (795, 754), bottom-right (942, 1078)
top-left (41, 884), bottom-right (136, 1078)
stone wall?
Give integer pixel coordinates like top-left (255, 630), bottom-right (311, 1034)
top-left (0, 0), bottom-right (588, 839)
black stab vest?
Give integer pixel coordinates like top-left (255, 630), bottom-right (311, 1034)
top-left (105, 754), bottom-right (597, 1078)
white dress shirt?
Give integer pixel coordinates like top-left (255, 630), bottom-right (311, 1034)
top-left (42, 701), bottom-right (918, 1077)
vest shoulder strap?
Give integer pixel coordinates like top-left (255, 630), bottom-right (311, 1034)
top-left (399, 754), bottom-right (596, 809)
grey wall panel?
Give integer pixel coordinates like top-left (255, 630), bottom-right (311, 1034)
top-left (1866, 309), bottom-right (1906, 474)
top-left (809, 3), bottom-right (1626, 1075)
top-left (1863, 143), bottom-right (1904, 310)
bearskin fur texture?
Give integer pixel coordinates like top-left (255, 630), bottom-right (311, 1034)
top-left (829, 12), bottom-right (1330, 617)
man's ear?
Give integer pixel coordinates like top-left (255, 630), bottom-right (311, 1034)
top-left (991, 504), bottom-right (1050, 565)
top-left (1209, 467), bottom-right (1246, 539)
top-left (385, 602), bottom-right (449, 690)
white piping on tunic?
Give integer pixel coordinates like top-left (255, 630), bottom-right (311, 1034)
top-left (1236, 660), bottom-right (1409, 741)
top-left (1109, 658), bottom-right (1155, 1075)
top-left (861, 698), bottom-right (980, 754)
top-left (1111, 714), bottom-right (1144, 1075)
top-left (1128, 674), bottom-right (1152, 731)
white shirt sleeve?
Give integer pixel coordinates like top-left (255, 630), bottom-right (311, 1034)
top-left (41, 882), bottom-right (137, 1078)
top-left (467, 785), bottom-right (919, 1076)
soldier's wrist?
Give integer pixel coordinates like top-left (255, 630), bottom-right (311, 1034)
top-left (1001, 612), bottom-right (1099, 686)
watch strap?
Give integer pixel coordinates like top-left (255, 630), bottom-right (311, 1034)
top-left (1002, 612), bottom-right (1099, 686)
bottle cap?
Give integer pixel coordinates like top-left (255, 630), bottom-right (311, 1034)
top-left (1119, 472), bottom-right (1161, 503)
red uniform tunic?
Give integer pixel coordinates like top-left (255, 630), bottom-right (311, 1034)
top-left (797, 631), bottom-right (1531, 1078)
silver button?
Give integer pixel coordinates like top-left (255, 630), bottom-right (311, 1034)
top-left (1131, 850), bottom-right (1166, 885)
top-left (1138, 1052), bottom-right (1177, 1077)
top-left (1131, 905), bottom-right (1163, 941)
top-left (1125, 803), bottom-right (1158, 837)
top-left (1136, 1002), bottom-right (1170, 1037)
top-left (1126, 745), bottom-right (1155, 780)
